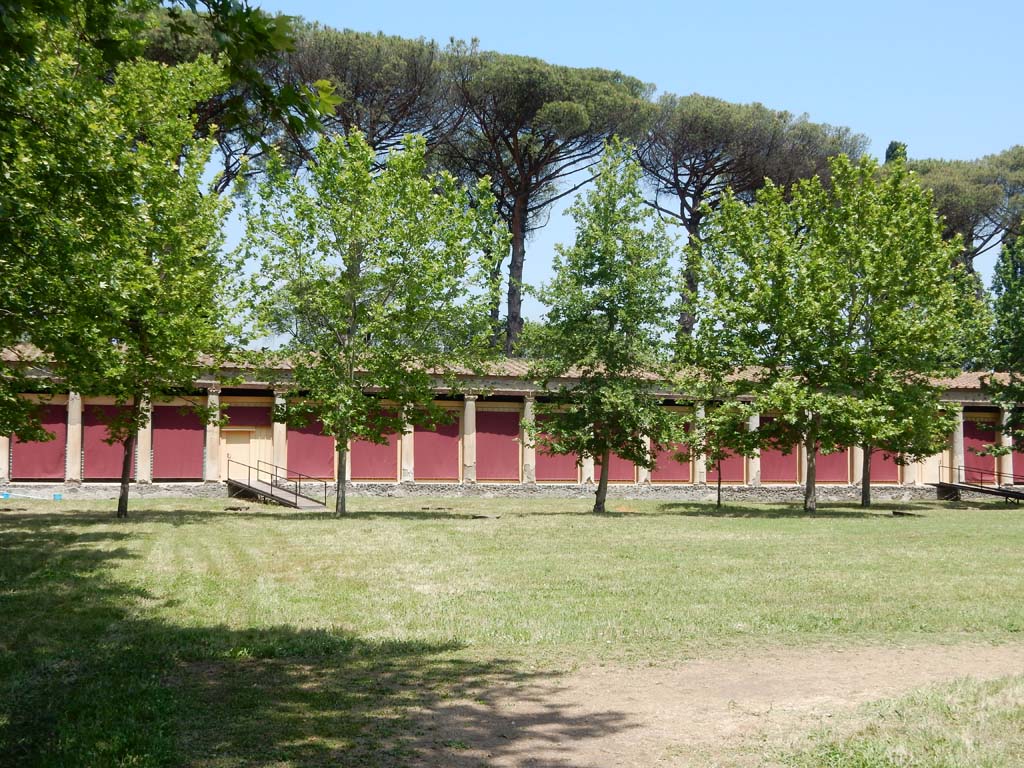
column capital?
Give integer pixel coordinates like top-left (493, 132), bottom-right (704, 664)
top-left (68, 390), bottom-right (82, 403)
top-left (464, 393), bottom-right (478, 402)
top-left (206, 384), bottom-right (222, 396)
top-left (523, 392), bottom-right (536, 403)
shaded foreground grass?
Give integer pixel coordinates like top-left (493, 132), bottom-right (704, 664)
top-left (1, 495), bottom-right (1022, 765)
top-left (782, 675), bottom-right (1024, 767)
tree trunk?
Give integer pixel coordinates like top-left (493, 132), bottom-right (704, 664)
top-left (860, 445), bottom-right (872, 508)
top-left (803, 422), bottom-right (819, 514)
top-left (716, 458), bottom-right (722, 508)
top-left (677, 219), bottom-right (701, 338)
top-left (335, 439), bottom-right (348, 516)
top-left (503, 196), bottom-right (528, 355)
top-left (116, 394), bottom-right (145, 519)
top-left (593, 449), bottom-right (611, 514)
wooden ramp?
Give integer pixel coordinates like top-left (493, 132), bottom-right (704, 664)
top-left (931, 465), bottom-right (1024, 505)
top-left (226, 459), bottom-right (328, 510)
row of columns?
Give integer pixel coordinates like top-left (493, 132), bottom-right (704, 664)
top-left (0, 392), bottom-right (1018, 487)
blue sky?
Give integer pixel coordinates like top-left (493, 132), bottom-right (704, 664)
top-left (250, 0), bottom-right (1022, 311)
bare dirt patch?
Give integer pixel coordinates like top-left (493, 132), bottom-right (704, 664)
top-left (414, 643), bottom-right (1024, 767)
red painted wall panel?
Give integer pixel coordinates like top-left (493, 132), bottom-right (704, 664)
top-left (817, 448), bottom-right (850, 483)
top-left (477, 410), bottom-right (520, 481)
top-left (350, 434), bottom-right (398, 481)
top-left (414, 418), bottom-right (460, 481)
top-left (152, 407), bottom-right (204, 480)
top-left (761, 444), bottom-right (799, 483)
top-left (1014, 449), bottom-right (1024, 482)
top-left (535, 415), bottom-right (579, 482)
top-left (84, 405), bottom-right (134, 480)
top-left (221, 405), bottom-right (271, 427)
top-left (596, 453), bottom-right (636, 483)
top-left (651, 442), bottom-right (691, 483)
top-left (707, 450), bottom-right (745, 483)
top-left (964, 417), bottom-right (997, 483)
top-left (11, 403), bottom-right (67, 480)
top-left (287, 420), bottom-right (335, 479)
top-left (868, 449), bottom-right (900, 483)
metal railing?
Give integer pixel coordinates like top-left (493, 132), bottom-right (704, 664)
top-left (258, 459), bottom-right (328, 508)
top-left (939, 463), bottom-right (1024, 488)
top-left (225, 458), bottom-right (328, 508)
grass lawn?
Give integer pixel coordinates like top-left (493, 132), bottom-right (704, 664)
top-left (1, 495), bottom-right (1022, 766)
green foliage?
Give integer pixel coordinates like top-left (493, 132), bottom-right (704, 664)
top-left (240, 130), bottom-right (506, 513)
top-left (693, 155), bottom-right (968, 509)
top-left (989, 229), bottom-right (1024, 453)
top-left (527, 138), bottom-right (680, 513)
top-left (442, 42), bottom-right (654, 353)
top-left (884, 140), bottom-right (907, 164)
top-left (635, 92), bottom-right (868, 335)
top-left (910, 146), bottom-right (1024, 268)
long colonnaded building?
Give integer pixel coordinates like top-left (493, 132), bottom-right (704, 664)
top-left (1, 360), bottom-right (1020, 499)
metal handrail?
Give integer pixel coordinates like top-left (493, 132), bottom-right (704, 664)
top-left (257, 459), bottom-right (328, 508)
top-left (939, 463), bottom-right (1024, 487)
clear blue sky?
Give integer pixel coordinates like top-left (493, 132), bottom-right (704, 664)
top-left (250, 0), bottom-right (1022, 310)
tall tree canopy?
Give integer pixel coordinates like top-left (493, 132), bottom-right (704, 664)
top-left (910, 146), bottom-right (1024, 270)
top-left (527, 139), bottom-right (680, 514)
top-left (240, 131), bottom-right (505, 515)
top-left (990, 226), bottom-right (1024, 454)
top-left (442, 42), bottom-right (652, 354)
top-left (692, 156), bottom-right (968, 511)
top-left (635, 93), bottom-right (868, 335)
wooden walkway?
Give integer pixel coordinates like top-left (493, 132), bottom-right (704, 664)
top-left (931, 481), bottom-right (1024, 504)
top-left (226, 476), bottom-right (327, 510)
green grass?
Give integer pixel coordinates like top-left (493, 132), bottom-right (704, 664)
top-left (1, 495), bottom-right (1022, 765)
top-left (781, 675), bottom-right (1024, 767)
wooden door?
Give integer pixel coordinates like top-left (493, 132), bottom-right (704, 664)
top-left (222, 429), bottom-right (254, 481)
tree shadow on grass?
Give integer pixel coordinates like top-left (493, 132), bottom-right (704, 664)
top-left (653, 502), bottom-right (907, 520)
top-left (0, 514), bottom-right (636, 767)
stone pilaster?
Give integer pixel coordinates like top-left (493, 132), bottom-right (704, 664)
top-left (462, 395), bottom-right (477, 484)
top-left (637, 436), bottom-right (652, 484)
top-left (400, 421), bottom-right (415, 482)
top-left (694, 405), bottom-right (707, 484)
top-left (272, 389), bottom-right (288, 471)
top-left (135, 399), bottom-right (153, 483)
top-left (746, 413), bottom-right (761, 487)
top-left (950, 405), bottom-right (965, 483)
top-left (204, 385), bottom-right (221, 482)
top-left (0, 434), bottom-right (9, 484)
top-left (66, 392), bottom-right (83, 483)
top-left (581, 455), bottom-right (595, 484)
top-left (999, 408), bottom-right (1014, 485)
top-left (521, 395), bottom-right (536, 484)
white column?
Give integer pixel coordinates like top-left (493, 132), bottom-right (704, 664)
top-left (400, 420), bottom-right (415, 482)
top-left (694, 405), bottom-right (707, 484)
top-left (66, 392), bottom-right (82, 483)
top-left (204, 385), bottom-right (221, 482)
top-left (272, 390), bottom-right (288, 470)
top-left (581, 455), bottom-right (595, 484)
top-left (746, 413), bottom-right (761, 487)
top-left (521, 395), bottom-right (536, 484)
top-left (999, 408), bottom-right (1014, 485)
top-left (462, 395), bottom-right (477, 483)
top-left (950, 405), bottom-right (965, 483)
top-left (637, 436), bottom-right (652, 484)
top-left (135, 399), bottom-right (153, 483)
top-left (0, 434), bottom-right (9, 484)
top-left (851, 445), bottom-right (864, 485)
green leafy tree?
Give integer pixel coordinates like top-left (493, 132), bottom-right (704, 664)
top-left (240, 131), bottom-right (505, 515)
top-left (694, 156), bottom-right (967, 511)
top-left (989, 227), bottom-right (1024, 457)
top-left (69, 56), bottom-right (231, 518)
top-left (443, 43), bottom-right (653, 354)
top-left (635, 92), bottom-right (867, 335)
top-left (911, 146), bottom-right (1024, 270)
top-left (1, 1), bottom-right (323, 440)
top-left (527, 139), bottom-right (680, 514)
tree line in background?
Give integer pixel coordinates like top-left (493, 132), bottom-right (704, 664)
top-left (1, 2), bottom-right (1022, 515)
